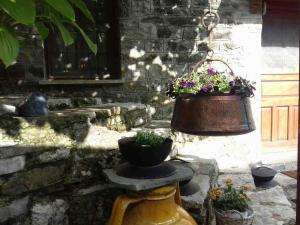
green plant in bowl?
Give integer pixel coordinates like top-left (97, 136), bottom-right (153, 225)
top-left (135, 131), bottom-right (165, 147)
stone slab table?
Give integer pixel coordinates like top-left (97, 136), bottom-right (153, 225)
top-left (103, 161), bottom-right (194, 192)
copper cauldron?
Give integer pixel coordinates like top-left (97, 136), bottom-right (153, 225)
top-left (171, 94), bottom-right (255, 135)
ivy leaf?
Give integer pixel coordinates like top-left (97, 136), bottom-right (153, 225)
top-left (69, 0), bottom-right (94, 22)
top-left (0, 27), bottom-right (19, 67)
top-left (72, 23), bottom-right (97, 55)
top-left (0, 0), bottom-right (36, 25)
top-left (35, 22), bottom-right (49, 40)
top-left (44, 0), bottom-right (75, 22)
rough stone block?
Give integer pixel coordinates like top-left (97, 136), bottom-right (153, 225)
top-left (249, 186), bottom-right (296, 225)
top-left (0, 196), bottom-right (29, 223)
top-left (47, 98), bottom-right (72, 110)
top-left (157, 25), bottom-right (183, 39)
top-left (218, 172), bottom-right (256, 190)
top-left (0, 155), bottom-right (25, 176)
top-left (145, 40), bottom-right (164, 52)
top-left (1, 165), bottom-right (65, 195)
top-left (31, 199), bottom-right (69, 225)
top-left (37, 149), bottom-right (71, 163)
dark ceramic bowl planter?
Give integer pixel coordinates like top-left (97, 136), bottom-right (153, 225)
top-left (251, 166), bottom-right (277, 183)
top-left (118, 137), bottom-right (173, 167)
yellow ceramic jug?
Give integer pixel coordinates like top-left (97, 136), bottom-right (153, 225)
top-left (107, 184), bottom-right (197, 225)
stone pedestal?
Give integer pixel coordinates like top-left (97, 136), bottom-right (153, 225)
top-left (103, 161), bottom-right (193, 191)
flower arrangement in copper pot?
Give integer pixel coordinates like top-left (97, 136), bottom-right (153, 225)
top-left (166, 62), bottom-right (256, 99)
top-left (166, 57), bottom-right (257, 135)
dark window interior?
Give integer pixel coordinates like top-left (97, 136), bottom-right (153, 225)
top-left (262, 0), bottom-right (299, 47)
top-left (45, 0), bottom-right (121, 80)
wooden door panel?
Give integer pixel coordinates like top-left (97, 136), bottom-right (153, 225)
top-left (288, 106), bottom-right (298, 140)
top-left (277, 107), bottom-right (289, 140)
top-left (262, 81), bottom-right (299, 96)
top-left (294, 106), bottom-right (298, 138)
top-left (261, 73), bottom-right (298, 151)
top-left (261, 107), bottom-right (272, 141)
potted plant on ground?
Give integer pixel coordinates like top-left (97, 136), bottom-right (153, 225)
top-left (208, 179), bottom-right (254, 225)
top-left (166, 58), bottom-right (256, 135)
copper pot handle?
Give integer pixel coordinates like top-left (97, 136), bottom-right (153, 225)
top-left (190, 58), bottom-right (236, 77)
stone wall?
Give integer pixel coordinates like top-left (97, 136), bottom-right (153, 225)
top-left (0, 104), bottom-right (147, 225)
top-left (0, 108), bottom-right (219, 225)
top-left (0, 144), bottom-right (123, 225)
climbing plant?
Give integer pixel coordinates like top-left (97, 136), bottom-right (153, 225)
top-left (0, 0), bottom-right (97, 67)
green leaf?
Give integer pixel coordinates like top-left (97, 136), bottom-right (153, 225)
top-left (0, 0), bottom-right (36, 25)
top-left (70, 0), bottom-right (94, 22)
top-left (50, 12), bottom-right (74, 46)
top-left (72, 23), bottom-right (97, 55)
top-left (0, 27), bottom-right (19, 67)
top-left (44, 0), bottom-right (75, 21)
top-left (35, 22), bottom-right (49, 40)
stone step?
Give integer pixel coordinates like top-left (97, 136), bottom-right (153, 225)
top-left (0, 103), bottom-right (154, 151)
top-left (0, 95), bottom-right (103, 109)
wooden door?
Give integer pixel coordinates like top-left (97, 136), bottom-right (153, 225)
top-left (260, 0), bottom-right (299, 152)
top-left (261, 74), bottom-right (299, 151)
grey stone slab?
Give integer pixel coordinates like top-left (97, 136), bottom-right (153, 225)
top-left (37, 149), bottom-right (70, 163)
top-left (220, 166), bottom-right (252, 174)
top-left (0, 196), bottom-right (29, 223)
top-left (249, 186), bottom-right (296, 225)
top-left (250, 186), bottom-right (291, 207)
top-left (176, 155), bottom-right (219, 176)
top-left (103, 162), bottom-right (193, 191)
top-left (0, 145), bottom-right (51, 159)
top-left (181, 174), bottom-right (210, 208)
top-left (273, 173), bottom-right (297, 189)
top-left (218, 173), bottom-right (256, 190)
top-left (0, 155), bottom-right (25, 176)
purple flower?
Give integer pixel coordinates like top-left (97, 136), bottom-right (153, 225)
top-left (187, 81), bottom-right (196, 88)
top-left (201, 86), bottom-right (209, 92)
top-left (179, 81), bottom-right (187, 88)
top-left (207, 68), bottom-right (216, 76)
top-left (179, 81), bottom-right (195, 88)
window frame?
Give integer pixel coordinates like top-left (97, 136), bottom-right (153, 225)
top-left (41, 0), bottom-right (122, 84)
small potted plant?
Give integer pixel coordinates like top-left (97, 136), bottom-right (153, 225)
top-left (166, 58), bottom-right (256, 135)
top-left (208, 179), bottom-right (254, 225)
top-left (118, 130), bottom-right (173, 167)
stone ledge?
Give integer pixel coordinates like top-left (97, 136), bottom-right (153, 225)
top-left (0, 156), bottom-right (25, 176)
top-left (0, 103), bottom-right (153, 150)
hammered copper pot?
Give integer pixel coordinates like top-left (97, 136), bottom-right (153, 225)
top-left (171, 94), bottom-right (255, 135)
